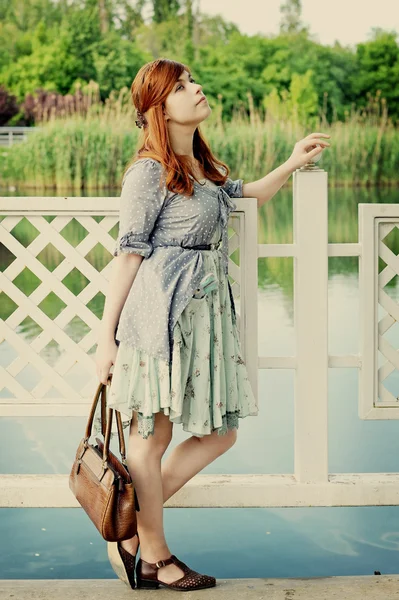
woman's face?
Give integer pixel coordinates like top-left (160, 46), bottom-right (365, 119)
top-left (163, 70), bottom-right (211, 128)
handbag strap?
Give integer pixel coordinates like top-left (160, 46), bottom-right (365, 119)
top-left (84, 374), bottom-right (127, 463)
top-left (100, 375), bottom-right (127, 459)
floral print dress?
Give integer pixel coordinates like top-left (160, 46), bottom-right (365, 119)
top-left (93, 180), bottom-right (258, 439)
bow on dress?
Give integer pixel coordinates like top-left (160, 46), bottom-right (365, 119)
top-left (196, 187), bottom-right (237, 296)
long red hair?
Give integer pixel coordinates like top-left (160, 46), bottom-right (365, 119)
top-left (123, 57), bottom-right (231, 197)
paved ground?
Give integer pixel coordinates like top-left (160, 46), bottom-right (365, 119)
top-left (1, 576), bottom-right (399, 599)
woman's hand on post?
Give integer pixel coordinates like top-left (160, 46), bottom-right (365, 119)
top-left (285, 132), bottom-right (331, 172)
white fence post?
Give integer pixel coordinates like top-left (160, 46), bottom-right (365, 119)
top-left (293, 166), bottom-right (329, 483)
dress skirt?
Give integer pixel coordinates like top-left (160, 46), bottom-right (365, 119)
top-left (93, 246), bottom-right (259, 440)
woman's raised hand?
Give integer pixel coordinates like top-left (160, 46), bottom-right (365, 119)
top-left (286, 132), bottom-right (331, 171)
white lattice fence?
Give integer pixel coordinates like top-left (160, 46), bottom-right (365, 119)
top-left (0, 197), bottom-right (258, 417)
top-left (360, 206), bottom-right (399, 418)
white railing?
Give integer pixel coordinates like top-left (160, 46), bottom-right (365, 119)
top-left (0, 126), bottom-right (39, 147)
top-left (1, 165), bottom-right (399, 509)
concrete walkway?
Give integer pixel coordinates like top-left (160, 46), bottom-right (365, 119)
top-left (1, 576), bottom-right (399, 599)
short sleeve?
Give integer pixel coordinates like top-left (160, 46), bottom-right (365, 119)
top-left (113, 159), bottom-right (166, 259)
top-left (221, 177), bottom-right (244, 198)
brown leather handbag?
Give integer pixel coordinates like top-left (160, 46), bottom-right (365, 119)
top-left (69, 373), bottom-right (140, 541)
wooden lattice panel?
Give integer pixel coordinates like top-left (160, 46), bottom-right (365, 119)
top-left (0, 206), bottom-right (118, 404)
top-left (377, 222), bottom-right (399, 405)
top-left (359, 206), bottom-right (399, 418)
top-left (0, 198), bottom-right (256, 414)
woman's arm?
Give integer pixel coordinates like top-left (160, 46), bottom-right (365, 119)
top-left (99, 157), bottom-right (166, 342)
top-left (95, 158), bottom-right (166, 383)
top-left (242, 161), bottom-right (294, 209)
top-left (242, 132), bottom-right (331, 208)
top-left (97, 253), bottom-right (143, 344)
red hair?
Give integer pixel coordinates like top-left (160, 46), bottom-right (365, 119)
top-left (123, 57), bottom-right (231, 197)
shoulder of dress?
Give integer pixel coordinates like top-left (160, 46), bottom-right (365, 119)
top-left (122, 158), bottom-right (164, 188)
top-left (135, 157), bottom-right (162, 167)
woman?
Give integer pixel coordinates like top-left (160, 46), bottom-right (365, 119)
top-left (95, 57), bottom-right (330, 592)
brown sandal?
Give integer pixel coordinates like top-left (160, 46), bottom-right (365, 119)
top-left (135, 554), bottom-right (216, 591)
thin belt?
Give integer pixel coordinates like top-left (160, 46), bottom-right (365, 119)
top-left (181, 239), bottom-right (222, 251)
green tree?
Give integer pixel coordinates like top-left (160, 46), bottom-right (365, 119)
top-left (113, 0), bottom-right (147, 39)
top-left (0, 1), bottom-right (148, 101)
top-left (279, 0), bottom-right (310, 36)
top-left (351, 29), bottom-right (399, 119)
top-left (263, 70), bottom-right (318, 124)
top-left (0, 0), bottom-right (63, 70)
top-left (91, 32), bottom-right (150, 98)
top-left (1, 0), bottom-right (398, 126)
top-left (152, 0), bottom-right (180, 23)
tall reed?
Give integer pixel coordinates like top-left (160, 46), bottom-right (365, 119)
top-left (1, 82), bottom-right (397, 190)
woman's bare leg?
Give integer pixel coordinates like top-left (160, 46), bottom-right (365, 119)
top-left (121, 416), bottom-right (237, 562)
top-left (120, 410), bottom-right (187, 584)
top-left (161, 427), bottom-right (237, 501)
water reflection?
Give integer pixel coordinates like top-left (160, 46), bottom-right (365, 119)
top-left (1, 506), bottom-right (399, 579)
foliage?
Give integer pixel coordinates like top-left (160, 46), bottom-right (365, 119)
top-left (0, 86), bottom-right (19, 125)
top-left (279, 0), bottom-right (310, 36)
top-left (0, 0), bottom-right (398, 129)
